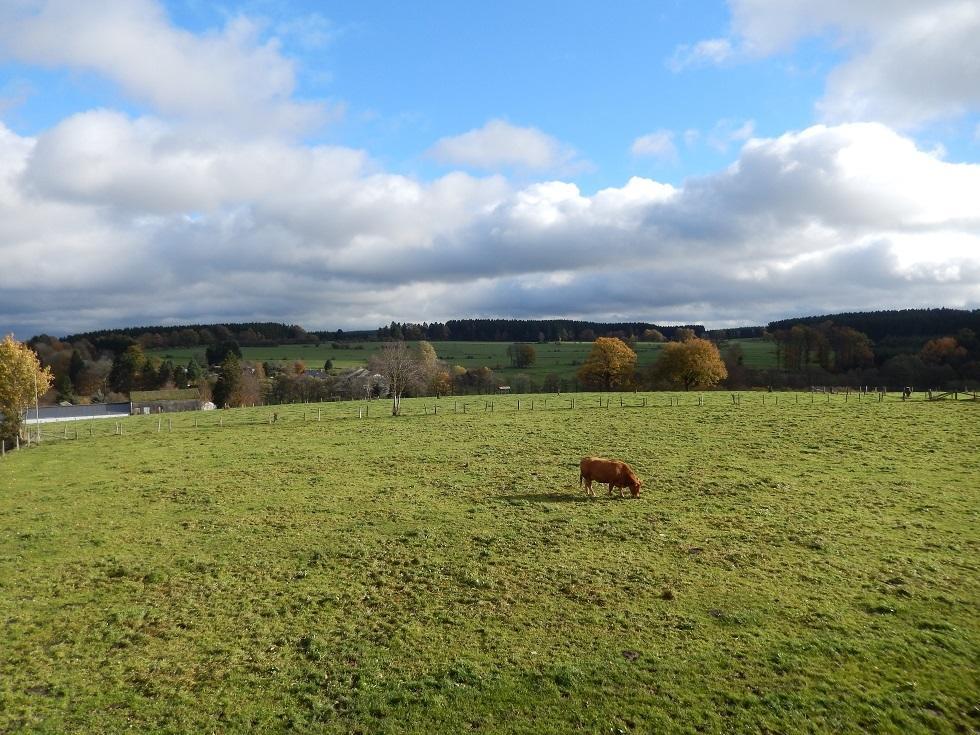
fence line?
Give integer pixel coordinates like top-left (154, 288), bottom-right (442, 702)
top-left (2, 389), bottom-right (974, 456)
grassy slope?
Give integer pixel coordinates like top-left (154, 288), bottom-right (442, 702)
top-left (151, 338), bottom-right (775, 378)
top-left (1, 393), bottom-right (977, 734)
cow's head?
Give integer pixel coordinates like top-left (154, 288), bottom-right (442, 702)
top-left (628, 475), bottom-right (643, 497)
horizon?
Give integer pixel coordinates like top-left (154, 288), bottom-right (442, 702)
top-left (2, 1), bottom-right (979, 337)
top-left (22, 305), bottom-right (979, 344)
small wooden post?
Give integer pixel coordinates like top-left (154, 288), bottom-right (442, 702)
top-left (517, 399), bottom-right (521, 410)
top-left (220, 417), bottom-right (223, 427)
top-left (318, 409), bottom-right (321, 421)
top-left (2, 441), bottom-right (5, 457)
top-left (454, 401), bottom-right (458, 413)
top-left (157, 418), bottom-right (162, 433)
top-left (463, 403), bottom-right (467, 414)
top-left (762, 395), bottom-right (766, 406)
top-left (358, 407), bottom-right (363, 419)
top-left (64, 425), bottom-right (69, 439)
top-left (89, 423), bottom-right (93, 438)
top-left (169, 418), bottom-right (173, 432)
top-left (643, 397), bottom-right (646, 407)
top-left (194, 416), bottom-right (198, 427)
top-left (434, 405), bottom-right (438, 415)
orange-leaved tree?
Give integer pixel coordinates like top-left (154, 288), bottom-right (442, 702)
top-left (0, 334), bottom-right (54, 441)
top-left (577, 337), bottom-right (637, 391)
top-left (654, 337), bottom-right (727, 390)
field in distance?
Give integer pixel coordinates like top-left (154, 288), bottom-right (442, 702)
top-left (1, 393), bottom-right (977, 733)
top-left (151, 337), bottom-right (776, 377)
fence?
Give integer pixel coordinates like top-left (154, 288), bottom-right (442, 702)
top-left (3, 388), bottom-right (974, 458)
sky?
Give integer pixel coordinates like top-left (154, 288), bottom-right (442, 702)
top-left (1, 0), bottom-right (979, 338)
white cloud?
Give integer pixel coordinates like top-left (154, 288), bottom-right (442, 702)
top-left (0, 0), bottom-right (334, 135)
top-left (686, 0), bottom-right (980, 128)
top-left (667, 38), bottom-right (734, 71)
top-left (631, 130), bottom-right (677, 161)
top-left (428, 119), bottom-right (585, 172)
top-left (2, 118), bottom-right (978, 335)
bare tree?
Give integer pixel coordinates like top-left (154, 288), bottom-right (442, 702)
top-left (368, 342), bottom-right (427, 415)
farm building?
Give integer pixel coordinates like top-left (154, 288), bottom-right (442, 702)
top-left (19, 402), bottom-right (132, 424)
top-left (130, 389), bottom-right (202, 414)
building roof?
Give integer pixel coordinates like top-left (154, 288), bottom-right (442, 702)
top-left (130, 389), bottom-right (199, 402)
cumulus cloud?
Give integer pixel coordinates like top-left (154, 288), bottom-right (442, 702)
top-left (674, 0), bottom-right (980, 128)
top-left (428, 119), bottom-right (586, 173)
top-left (631, 130), bottom-right (677, 161)
top-left (0, 0), bottom-right (334, 135)
top-left (1, 117), bottom-right (978, 336)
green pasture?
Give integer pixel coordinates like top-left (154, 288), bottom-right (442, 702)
top-left (151, 338), bottom-right (776, 378)
top-left (2, 392), bottom-right (977, 733)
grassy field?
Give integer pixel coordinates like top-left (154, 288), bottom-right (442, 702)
top-left (2, 393), bottom-right (977, 733)
top-left (150, 338), bottom-right (777, 378)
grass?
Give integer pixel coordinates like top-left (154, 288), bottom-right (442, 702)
top-left (2, 392), bottom-right (977, 733)
top-left (150, 338), bottom-right (778, 379)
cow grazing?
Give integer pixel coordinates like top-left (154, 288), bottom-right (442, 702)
top-left (580, 456), bottom-right (643, 498)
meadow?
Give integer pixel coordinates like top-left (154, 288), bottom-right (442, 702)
top-left (1, 392), bottom-right (977, 733)
top-left (151, 338), bottom-right (776, 378)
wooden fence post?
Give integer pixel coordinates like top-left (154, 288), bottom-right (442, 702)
top-left (169, 418), bottom-right (173, 432)
top-left (157, 418), bottom-right (162, 433)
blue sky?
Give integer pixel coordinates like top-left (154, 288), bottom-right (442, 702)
top-left (1, 0), bottom-right (979, 336)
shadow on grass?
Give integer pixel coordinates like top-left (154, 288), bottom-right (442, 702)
top-left (499, 492), bottom-right (614, 504)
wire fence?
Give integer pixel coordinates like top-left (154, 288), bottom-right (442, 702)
top-left (3, 387), bottom-right (976, 458)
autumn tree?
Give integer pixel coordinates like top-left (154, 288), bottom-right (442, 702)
top-left (368, 342), bottom-right (427, 415)
top-left (674, 328), bottom-right (696, 342)
top-left (507, 343), bottom-right (536, 368)
top-left (642, 328), bottom-right (666, 342)
top-left (0, 335), bottom-right (54, 441)
top-left (577, 337), bottom-right (637, 391)
top-left (920, 337), bottom-right (967, 365)
top-left (654, 337), bottom-right (728, 390)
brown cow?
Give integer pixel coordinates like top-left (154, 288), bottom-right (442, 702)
top-left (580, 456), bottom-right (642, 498)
